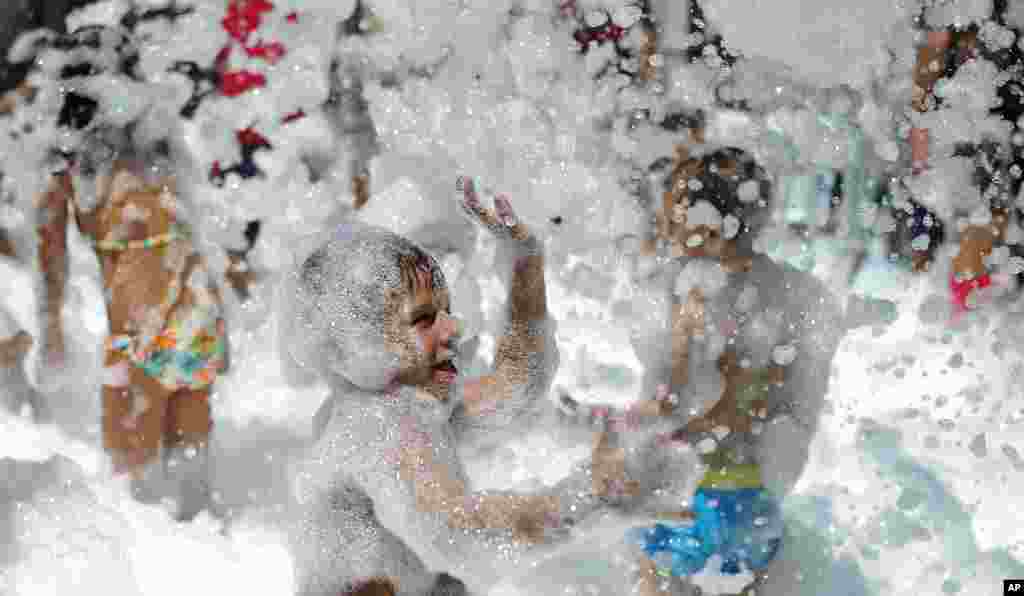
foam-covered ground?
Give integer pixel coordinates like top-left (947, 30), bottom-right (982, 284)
top-left (2, 0), bottom-right (1024, 594)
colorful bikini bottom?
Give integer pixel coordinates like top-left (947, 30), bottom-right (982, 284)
top-left (106, 276), bottom-right (227, 393)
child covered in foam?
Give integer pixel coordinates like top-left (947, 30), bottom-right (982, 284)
top-left (557, 157), bottom-right (859, 593)
top-left (281, 178), bottom-right (647, 596)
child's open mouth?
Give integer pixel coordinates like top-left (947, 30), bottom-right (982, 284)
top-left (432, 361), bottom-right (457, 383)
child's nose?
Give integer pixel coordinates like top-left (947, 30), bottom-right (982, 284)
top-left (435, 312), bottom-right (459, 346)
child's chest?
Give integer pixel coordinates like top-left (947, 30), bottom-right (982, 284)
top-left (693, 279), bottom-right (780, 364)
top-left (341, 398), bottom-right (461, 481)
top-left (76, 185), bottom-right (179, 249)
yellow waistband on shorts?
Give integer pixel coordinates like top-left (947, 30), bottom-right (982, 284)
top-left (697, 463), bottom-right (763, 490)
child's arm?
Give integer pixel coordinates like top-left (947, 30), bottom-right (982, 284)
top-left (554, 386), bottom-right (677, 432)
top-left (341, 421), bottom-right (612, 594)
top-left (0, 331), bottom-right (32, 367)
top-left (396, 438), bottom-right (562, 544)
top-left (37, 173), bottom-right (71, 363)
top-left (554, 291), bottom-right (705, 499)
top-left (912, 31), bottom-right (951, 114)
top-left (224, 221), bottom-right (263, 303)
top-left (450, 177), bottom-right (559, 444)
top-left (555, 383), bottom-right (692, 503)
top-left (331, 61), bottom-right (378, 211)
top-left (543, 284), bottom-right (704, 434)
top-left (638, 24), bottom-right (658, 82)
top-left (910, 30), bottom-right (952, 172)
top-left (670, 286), bottom-right (705, 393)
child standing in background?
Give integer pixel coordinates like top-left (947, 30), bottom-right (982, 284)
top-left (562, 243), bottom-right (853, 596)
top-left (9, 23), bottom-right (230, 520)
top-left (909, 28), bottom-right (952, 174)
top-left (907, 15), bottom-right (1023, 311)
top-left (558, 130), bottom-right (792, 594)
top-left (37, 128), bottom-right (228, 521)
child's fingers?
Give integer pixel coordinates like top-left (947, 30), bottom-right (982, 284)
top-left (456, 176), bottom-right (502, 230)
top-left (458, 175), bottom-right (490, 221)
top-left (494, 194), bottom-right (517, 227)
top-left (494, 194), bottom-right (534, 243)
top-left (457, 177), bottom-right (539, 251)
top-left (455, 175), bottom-right (483, 218)
top-left (456, 175), bottom-right (479, 208)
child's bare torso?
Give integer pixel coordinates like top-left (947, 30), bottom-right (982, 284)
top-left (70, 163), bottom-right (220, 343)
top-left (300, 387), bottom-right (537, 590)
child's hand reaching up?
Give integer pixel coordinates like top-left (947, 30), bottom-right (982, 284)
top-left (456, 176), bottom-right (541, 258)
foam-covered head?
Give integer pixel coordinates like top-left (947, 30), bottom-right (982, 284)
top-left (66, 123), bottom-right (177, 212)
top-left (67, 124), bottom-right (124, 211)
top-left (285, 222), bottom-right (457, 393)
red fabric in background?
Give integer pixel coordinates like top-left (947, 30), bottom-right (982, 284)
top-left (950, 273), bottom-right (992, 313)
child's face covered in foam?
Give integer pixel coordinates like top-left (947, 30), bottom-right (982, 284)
top-left (293, 223), bottom-right (463, 398)
top-left (382, 254), bottom-right (461, 402)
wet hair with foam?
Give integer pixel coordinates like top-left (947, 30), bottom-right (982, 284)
top-left (282, 221), bottom-right (445, 390)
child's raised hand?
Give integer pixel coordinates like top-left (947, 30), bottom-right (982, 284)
top-left (456, 176), bottom-right (541, 257)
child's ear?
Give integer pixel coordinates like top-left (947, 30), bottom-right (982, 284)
top-left (383, 287), bottom-right (407, 323)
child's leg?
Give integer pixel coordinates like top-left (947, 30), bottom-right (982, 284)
top-left (163, 387), bottom-right (213, 521)
top-left (710, 561), bottom-right (769, 596)
top-left (101, 356), bottom-right (172, 478)
top-left (634, 556), bottom-right (700, 596)
top-left (635, 556), bottom-right (670, 596)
